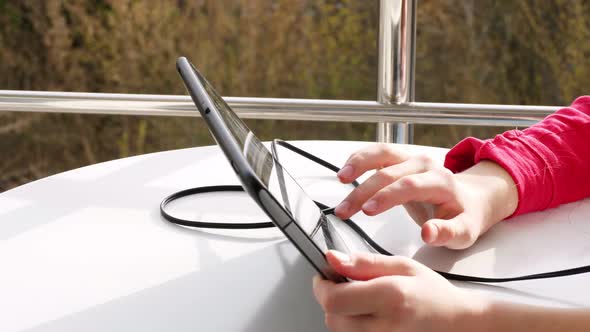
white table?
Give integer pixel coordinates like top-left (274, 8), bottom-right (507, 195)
top-left (1, 141), bottom-right (589, 332)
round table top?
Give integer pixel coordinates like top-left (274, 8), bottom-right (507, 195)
top-left (1, 140), bottom-right (589, 332)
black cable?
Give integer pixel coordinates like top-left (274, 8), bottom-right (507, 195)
top-left (273, 140), bottom-right (350, 177)
top-left (315, 203), bottom-right (590, 282)
top-left (160, 185), bottom-right (275, 229)
top-left (161, 140), bottom-right (590, 283)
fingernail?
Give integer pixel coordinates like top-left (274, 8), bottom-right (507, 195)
top-left (330, 250), bottom-right (351, 264)
top-left (334, 201), bottom-right (350, 216)
top-left (424, 223), bottom-right (439, 244)
top-left (362, 200), bottom-right (378, 213)
top-left (312, 275), bottom-right (322, 286)
top-left (337, 165), bottom-right (353, 179)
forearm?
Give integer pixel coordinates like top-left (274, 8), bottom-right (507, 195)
top-left (446, 96), bottom-right (590, 217)
top-left (478, 298), bottom-right (590, 332)
top-left (449, 162), bottom-right (588, 331)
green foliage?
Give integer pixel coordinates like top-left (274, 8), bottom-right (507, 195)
top-left (413, 0), bottom-right (590, 146)
top-left (1, 0), bottom-right (589, 190)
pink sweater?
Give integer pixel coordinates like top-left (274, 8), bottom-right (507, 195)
top-left (444, 96), bottom-right (590, 217)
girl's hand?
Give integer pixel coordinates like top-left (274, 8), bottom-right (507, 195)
top-left (334, 143), bottom-right (517, 249)
top-left (313, 251), bottom-right (485, 332)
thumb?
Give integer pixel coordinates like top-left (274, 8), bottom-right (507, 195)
top-left (326, 250), bottom-right (417, 281)
top-left (421, 215), bottom-right (477, 250)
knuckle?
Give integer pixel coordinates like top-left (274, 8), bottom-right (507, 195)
top-left (415, 154), bottom-right (435, 169)
top-left (376, 168), bottom-right (397, 183)
top-left (444, 223), bottom-right (457, 239)
top-left (375, 278), bottom-right (409, 308)
top-left (367, 252), bottom-right (379, 266)
top-left (395, 256), bottom-right (418, 275)
top-left (397, 284), bottom-right (409, 302)
top-left (397, 298), bottom-right (416, 319)
top-left (354, 252), bottom-right (377, 268)
top-left (436, 166), bottom-right (454, 179)
top-left (398, 176), bottom-right (420, 190)
top-left (385, 280), bottom-right (416, 318)
top-left (376, 142), bottom-right (394, 155)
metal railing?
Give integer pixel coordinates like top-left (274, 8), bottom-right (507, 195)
top-left (0, 90), bottom-right (559, 127)
top-left (0, 0), bottom-right (562, 143)
top-left (377, 0), bottom-right (417, 143)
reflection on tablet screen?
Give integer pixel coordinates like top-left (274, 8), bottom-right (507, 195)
top-left (191, 64), bottom-right (359, 255)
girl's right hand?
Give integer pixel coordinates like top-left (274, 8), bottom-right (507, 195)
top-left (334, 143), bottom-right (518, 249)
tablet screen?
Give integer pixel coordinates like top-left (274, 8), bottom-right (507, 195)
top-left (192, 65), bottom-right (351, 254)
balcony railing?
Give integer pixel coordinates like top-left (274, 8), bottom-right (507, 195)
top-left (0, 90), bottom-right (558, 127)
top-left (0, 0), bottom-right (562, 143)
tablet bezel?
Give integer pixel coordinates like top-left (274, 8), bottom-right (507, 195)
top-left (176, 57), bottom-right (345, 282)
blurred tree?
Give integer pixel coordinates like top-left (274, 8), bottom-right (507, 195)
top-left (414, 0), bottom-right (590, 146)
top-left (0, 0), bottom-right (589, 190)
top-left (0, 0), bottom-right (378, 190)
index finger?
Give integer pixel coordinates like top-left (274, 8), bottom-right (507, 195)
top-left (338, 143), bottom-right (410, 183)
top-left (313, 276), bottom-right (405, 316)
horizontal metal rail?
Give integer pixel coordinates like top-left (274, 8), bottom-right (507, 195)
top-left (0, 90), bottom-right (561, 127)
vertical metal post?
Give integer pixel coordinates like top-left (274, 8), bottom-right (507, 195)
top-left (377, 0), bottom-right (417, 143)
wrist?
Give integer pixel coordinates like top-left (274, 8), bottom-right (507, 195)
top-left (455, 160), bottom-right (518, 231)
top-left (474, 298), bottom-right (590, 331)
top-left (451, 290), bottom-right (493, 332)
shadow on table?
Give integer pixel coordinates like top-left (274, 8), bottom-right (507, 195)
top-left (25, 241), bottom-right (326, 332)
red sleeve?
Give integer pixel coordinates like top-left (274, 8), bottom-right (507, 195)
top-left (444, 96), bottom-right (590, 217)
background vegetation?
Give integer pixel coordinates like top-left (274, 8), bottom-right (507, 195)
top-left (1, 0), bottom-right (589, 191)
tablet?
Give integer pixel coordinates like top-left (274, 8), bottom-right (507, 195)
top-left (176, 57), bottom-right (355, 282)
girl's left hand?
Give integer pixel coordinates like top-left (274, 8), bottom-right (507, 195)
top-left (313, 251), bottom-right (486, 332)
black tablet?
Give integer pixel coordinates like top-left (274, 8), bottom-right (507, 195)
top-left (176, 57), bottom-right (352, 282)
